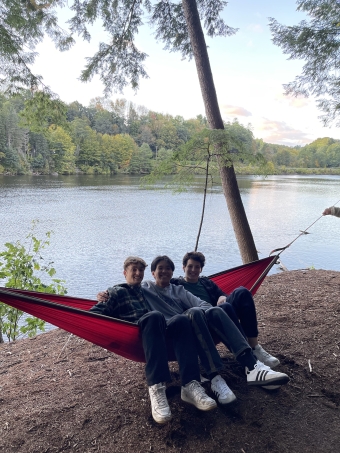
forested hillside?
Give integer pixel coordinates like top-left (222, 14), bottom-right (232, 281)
top-left (1, 92), bottom-right (340, 176)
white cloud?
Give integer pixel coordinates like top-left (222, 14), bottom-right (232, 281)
top-left (221, 104), bottom-right (252, 117)
top-left (274, 92), bottom-right (311, 108)
top-left (253, 118), bottom-right (313, 145)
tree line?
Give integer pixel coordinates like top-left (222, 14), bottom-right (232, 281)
top-left (0, 93), bottom-right (209, 175)
top-left (1, 91), bottom-right (340, 176)
top-left (255, 138), bottom-right (340, 173)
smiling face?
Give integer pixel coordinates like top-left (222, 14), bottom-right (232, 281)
top-left (152, 260), bottom-right (174, 288)
top-left (183, 258), bottom-right (202, 283)
top-left (123, 263), bottom-right (145, 286)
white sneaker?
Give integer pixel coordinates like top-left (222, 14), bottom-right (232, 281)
top-left (253, 344), bottom-right (280, 368)
top-left (149, 383), bottom-right (172, 424)
top-left (246, 361), bottom-right (289, 388)
top-left (181, 380), bottom-right (217, 411)
top-left (211, 375), bottom-right (236, 405)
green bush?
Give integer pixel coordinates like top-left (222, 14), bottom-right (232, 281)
top-left (0, 224), bottom-right (67, 342)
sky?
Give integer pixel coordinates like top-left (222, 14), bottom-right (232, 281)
top-left (31, 0), bottom-right (340, 146)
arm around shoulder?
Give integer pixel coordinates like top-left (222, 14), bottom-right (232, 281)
top-left (90, 287), bottom-right (118, 317)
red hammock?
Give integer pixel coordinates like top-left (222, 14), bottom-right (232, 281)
top-left (0, 255), bottom-right (278, 362)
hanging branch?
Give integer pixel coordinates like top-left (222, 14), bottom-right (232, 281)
top-left (195, 151), bottom-right (211, 251)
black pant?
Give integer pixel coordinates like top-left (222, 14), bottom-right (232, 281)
top-left (219, 287), bottom-right (259, 339)
top-left (137, 311), bottom-right (201, 387)
top-left (185, 306), bottom-right (252, 376)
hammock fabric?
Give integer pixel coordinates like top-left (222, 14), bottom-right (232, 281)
top-left (0, 255), bottom-right (278, 363)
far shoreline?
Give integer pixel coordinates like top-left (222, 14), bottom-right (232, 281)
top-left (1, 167), bottom-right (340, 177)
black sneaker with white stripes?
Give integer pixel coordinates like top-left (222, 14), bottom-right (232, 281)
top-left (246, 360), bottom-right (289, 388)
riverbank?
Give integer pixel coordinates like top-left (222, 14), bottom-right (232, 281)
top-left (1, 269), bottom-right (339, 453)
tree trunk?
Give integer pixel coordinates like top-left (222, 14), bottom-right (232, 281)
top-left (181, 0), bottom-right (258, 263)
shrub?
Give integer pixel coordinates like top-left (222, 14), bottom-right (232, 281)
top-left (0, 224), bottom-right (67, 342)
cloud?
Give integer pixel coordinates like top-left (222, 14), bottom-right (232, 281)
top-left (254, 118), bottom-right (313, 146)
top-left (221, 104), bottom-right (252, 117)
top-left (275, 92), bottom-right (310, 108)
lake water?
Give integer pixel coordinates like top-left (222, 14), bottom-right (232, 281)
top-left (0, 174), bottom-right (339, 302)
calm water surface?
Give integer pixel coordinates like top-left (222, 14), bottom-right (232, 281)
top-left (0, 174), bottom-right (339, 301)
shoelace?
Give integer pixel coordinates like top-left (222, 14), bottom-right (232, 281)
top-left (255, 361), bottom-right (271, 372)
top-left (187, 381), bottom-right (206, 400)
top-left (152, 386), bottom-right (168, 409)
top-left (213, 379), bottom-right (231, 397)
top-left (247, 361), bottom-right (270, 375)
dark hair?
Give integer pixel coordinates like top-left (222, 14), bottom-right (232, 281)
top-left (151, 255), bottom-right (175, 272)
top-left (182, 251), bottom-right (205, 269)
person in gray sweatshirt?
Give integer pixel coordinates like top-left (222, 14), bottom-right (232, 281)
top-left (142, 256), bottom-right (289, 400)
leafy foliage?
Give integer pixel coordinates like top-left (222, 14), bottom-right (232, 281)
top-left (0, 0), bottom-right (237, 94)
top-left (255, 136), bottom-right (340, 170)
top-left (0, 0), bottom-right (74, 94)
top-left (269, 0), bottom-right (340, 125)
top-left (1, 90), bottom-right (340, 176)
top-left (0, 224), bottom-right (67, 342)
top-left (19, 92), bottom-right (68, 134)
top-left (47, 125), bottom-right (76, 173)
top-left (67, 0), bottom-right (237, 93)
top-left (143, 121), bottom-right (265, 189)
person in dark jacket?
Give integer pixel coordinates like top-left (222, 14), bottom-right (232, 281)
top-left (171, 251), bottom-right (280, 368)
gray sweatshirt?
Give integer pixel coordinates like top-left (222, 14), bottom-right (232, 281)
top-left (141, 281), bottom-right (212, 322)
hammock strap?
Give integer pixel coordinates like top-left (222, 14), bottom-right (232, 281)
top-left (270, 197), bottom-right (340, 256)
top-left (249, 254), bottom-right (279, 293)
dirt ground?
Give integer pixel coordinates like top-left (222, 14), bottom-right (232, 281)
top-left (0, 269), bottom-right (340, 453)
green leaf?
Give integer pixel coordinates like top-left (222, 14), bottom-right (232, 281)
top-left (0, 223), bottom-right (67, 342)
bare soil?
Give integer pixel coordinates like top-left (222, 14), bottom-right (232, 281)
top-left (1, 269), bottom-right (340, 453)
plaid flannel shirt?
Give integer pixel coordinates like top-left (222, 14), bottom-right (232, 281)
top-left (90, 283), bottom-right (150, 323)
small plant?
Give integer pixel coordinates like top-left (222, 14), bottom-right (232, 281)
top-left (0, 222), bottom-right (67, 342)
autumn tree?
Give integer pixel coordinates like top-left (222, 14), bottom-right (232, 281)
top-left (47, 125), bottom-right (76, 173)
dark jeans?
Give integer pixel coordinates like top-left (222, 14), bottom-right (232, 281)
top-left (219, 287), bottom-right (259, 339)
top-left (137, 311), bottom-right (200, 387)
top-left (185, 306), bottom-right (252, 376)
